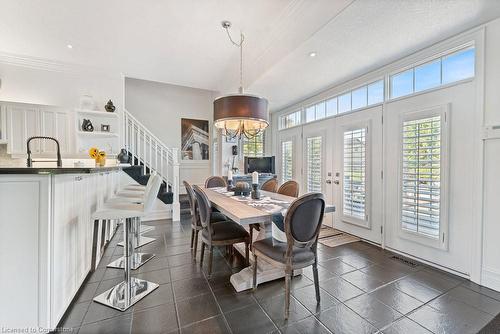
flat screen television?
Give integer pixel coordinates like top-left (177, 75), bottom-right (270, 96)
top-left (244, 156), bottom-right (275, 174)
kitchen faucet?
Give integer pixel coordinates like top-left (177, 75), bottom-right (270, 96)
top-left (27, 136), bottom-right (62, 167)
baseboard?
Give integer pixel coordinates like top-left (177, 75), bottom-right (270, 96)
top-left (482, 268), bottom-right (500, 292)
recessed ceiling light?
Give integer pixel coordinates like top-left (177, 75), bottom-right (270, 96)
top-left (309, 51), bottom-right (317, 57)
top-left (67, 44), bottom-right (73, 49)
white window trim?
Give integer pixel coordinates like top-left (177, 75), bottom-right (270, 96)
top-left (304, 130), bottom-right (326, 193)
top-left (397, 104), bottom-right (450, 250)
top-left (340, 121), bottom-right (371, 229)
top-left (279, 137), bottom-right (295, 184)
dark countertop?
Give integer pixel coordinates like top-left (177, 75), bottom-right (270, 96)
top-left (0, 165), bottom-right (123, 175)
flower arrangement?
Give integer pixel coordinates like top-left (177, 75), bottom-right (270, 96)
top-left (89, 147), bottom-right (107, 167)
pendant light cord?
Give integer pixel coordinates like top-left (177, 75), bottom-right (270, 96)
top-left (224, 26), bottom-right (245, 93)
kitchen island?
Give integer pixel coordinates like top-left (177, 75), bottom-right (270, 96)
top-left (0, 166), bottom-right (123, 331)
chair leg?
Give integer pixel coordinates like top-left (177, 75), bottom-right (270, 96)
top-left (208, 246), bottom-right (214, 278)
top-left (190, 229), bottom-right (194, 249)
top-left (252, 253), bottom-right (258, 290)
top-left (312, 262), bottom-right (321, 304)
top-left (193, 230), bottom-right (199, 261)
top-left (249, 225), bottom-right (253, 251)
top-left (245, 241), bottom-right (250, 266)
top-left (285, 268), bottom-right (292, 320)
top-left (200, 241), bottom-right (205, 268)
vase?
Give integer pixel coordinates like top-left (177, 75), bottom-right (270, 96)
top-left (117, 148), bottom-right (130, 163)
top-left (79, 95), bottom-right (95, 110)
top-left (105, 100), bottom-right (116, 113)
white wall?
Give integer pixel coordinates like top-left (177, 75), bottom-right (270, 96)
top-left (124, 77), bottom-right (216, 189)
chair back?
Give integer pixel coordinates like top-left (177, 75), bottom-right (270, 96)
top-left (183, 181), bottom-right (199, 227)
top-left (278, 180), bottom-right (299, 197)
top-left (205, 176), bottom-right (227, 188)
top-left (143, 174), bottom-right (162, 213)
top-left (261, 178), bottom-right (278, 192)
top-left (192, 185), bottom-right (214, 241)
top-left (284, 193), bottom-right (325, 252)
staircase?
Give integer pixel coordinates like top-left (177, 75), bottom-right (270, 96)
top-left (123, 109), bottom-right (180, 221)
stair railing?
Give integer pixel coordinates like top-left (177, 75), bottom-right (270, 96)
top-left (123, 109), bottom-right (180, 221)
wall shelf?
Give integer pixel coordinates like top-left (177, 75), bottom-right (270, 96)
top-left (76, 131), bottom-right (119, 138)
top-left (75, 109), bottom-right (118, 118)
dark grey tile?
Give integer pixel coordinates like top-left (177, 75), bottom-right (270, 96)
top-left (176, 293), bottom-right (220, 327)
top-left (345, 293), bottom-right (403, 329)
top-left (136, 256), bottom-right (170, 273)
top-left (382, 317), bottom-right (432, 334)
top-left (259, 294), bottom-right (312, 327)
top-left (339, 255), bottom-right (374, 269)
top-left (169, 263), bottom-right (204, 281)
top-left (102, 267), bottom-right (124, 281)
top-left (132, 283), bottom-right (174, 311)
top-left (408, 304), bottom-right (493, 334)
top-left (280, 316), bottom-right (331, 334)
top-left (292, 285), bottom-right (340, 315)
top-left (319, 276), bottom-right (364, 302)
top-left (131, 302), bottom-right (178, 333)
top-left (213, 286), bottom-right (257, 313)
top-left (369, 284), bottom-right (423, 315)
top-left (60, 301), bottom-right (90, 329)
top-left (318, 303), bottom-right (378, 334)
top-left (394, 278), bottom-right (442, 303)
top-left (341, 270), bottom-right (385, 292)
top-left (173, 277), bottom-right (210, 301)
top-left (167, 252), bottom-right (197, 268)
top-left (318, 258), bottom-right (357, 275)
top-left (436, 286), bottom-right (500, 316)
top-left (360, 264), bottom-right (410, 283)
top-left (462, 281), bottom-right (500, 302)
top-left (302, 265), bottom-right (336, 282)
top-left (290, 274), bottom-right (314, 291)
top-left (95, 277), bottom-right (123, 296)
top-left (87, 267), bottom-right (106, 283)
top-left (206, 270), bottom-right (234, 290)
top-left (180, 315), bottom-right (230, 334)
top-left (74, 281), bottom-right (100, 303)
top-left (407, 270), bottom-right (461, 293)
top-left (252, 279), bottom-right (285, 301)
top-left (82, 300), bottom-right (133, 325)
top-left (78, 314), bottom-right (132, 334)
top-left (135, 268), bottom-right (171, 285)
top-left (225, 304), bottom-right (277, 334)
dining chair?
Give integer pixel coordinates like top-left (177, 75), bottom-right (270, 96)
top-left (261, 178), bottom-right (278, 192)
top-left (252, 192), bottom-right (325, 319)
top-left (183, 181), bottom-right (227, 260)
top-left (205, 176), bottom-right (227, 188)
top-left (277, 180), bottom-right (299, 197)
top-left (192, 185), bottom-right (250, 277)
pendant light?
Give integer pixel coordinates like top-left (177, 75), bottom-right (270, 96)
top-left (214, 21), bottom-right (269, 139)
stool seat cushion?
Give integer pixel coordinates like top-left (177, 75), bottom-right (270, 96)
top-left (202, 221), bottom-right (249, 241)
top-left (253, 237), bottom-right (315, 266)
top-left (92, 207), bottom-right (145, 220)
top-left (117, 190), bottom-right (145, 197)
top-left (107, 196), bottom-right (142, 204)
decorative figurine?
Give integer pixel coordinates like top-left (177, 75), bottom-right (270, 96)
top-left (233, 181), bottom-right (251, 196)
top-left (82, 119), bottom-right (94, 132)
top-left (117, 148), bottom-right (131, 164)
top-left (105, 100), bottom-right (116, 113)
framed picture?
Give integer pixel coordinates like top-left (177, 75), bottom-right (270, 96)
top-left (181, 118), bottom-right (209, 160)
top-left (101, 124), bottom-right (110, 132)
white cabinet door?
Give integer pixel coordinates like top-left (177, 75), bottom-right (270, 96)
top-left (0, 106), bottom-right (7, 143)
top-left (7, 104), bottom-right (41, 155)
top-left (40, 109), bottom-right (70, 154)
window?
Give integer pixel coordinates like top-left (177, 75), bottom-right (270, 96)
top-left (390, 46), bottom-right (475, 99)
top-left (343, 128), bottom-right (367, 222)
top-left (306, 106), bottom-right (315, 123)
top-left (326, 98), bottom-right (338, 117)
top-left (281, 141), bottom-right (293, 183)
top-left (338, 93), bottom-right (351, 114)
top-left (305, 101), bottom-right (327, 123)
top-left (243, 132), bottom-right (264, 157)
top-left (391, 69), bottom-right (414, 99)
top-left (306, 136), bottom-right (322, 192)
top-left (401, 115), bottom-right (443, 238)
top-left (280, 111), bottom-right (301, 129)
top-left (351, 86), bottom-right (367, 110)
top-left (367, 80), bottom-right (384, 105)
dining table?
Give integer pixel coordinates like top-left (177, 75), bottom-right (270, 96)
top-left (203, 187), bottom-right (335, 292)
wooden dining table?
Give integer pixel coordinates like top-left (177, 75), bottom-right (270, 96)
top-left (203, 187), bottom-right (335, 292)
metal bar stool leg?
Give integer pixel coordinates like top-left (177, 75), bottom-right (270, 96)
top-left (108, 217), bottom-right (156, 270)
top-left (117, 217), bottom-right (155, 248)
top-left (94, 217), bottom-right (159, 311)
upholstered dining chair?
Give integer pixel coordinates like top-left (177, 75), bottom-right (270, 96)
top-left (252, 192), bottom-right (325, 319)
top-left (193, 185), bottom-right (250, 277)
top-left (277, 180), bottom-right (299, 197)
top-left (183, 181), bottom-right (227, 260)
top-left (205, 176), bottom-right (227, 188)
top-left (261, 178), bottom-right (278, 192)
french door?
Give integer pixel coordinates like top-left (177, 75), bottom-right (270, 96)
top-left (332, 106), bottom-right (383, 243)
top-left (277, 127), bottom-right (302, 185)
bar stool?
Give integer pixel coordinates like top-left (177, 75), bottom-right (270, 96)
top-left (92, 175), bottom-right (162, 311)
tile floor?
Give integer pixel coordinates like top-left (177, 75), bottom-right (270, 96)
top-left (59, 217), bottom-right (500, 333)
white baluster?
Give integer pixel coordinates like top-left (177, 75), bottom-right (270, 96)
top-left (143, 132), bottom-right (147, 174)
top-left (172, 148), bottom-right (180, 222)
top-left (149, 136), bottom-right (152, 174)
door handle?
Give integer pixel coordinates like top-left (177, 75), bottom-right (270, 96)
top-left (326, 180), bottom-right (332, 184)
top-left (333, 180), bottom-right (340, 185)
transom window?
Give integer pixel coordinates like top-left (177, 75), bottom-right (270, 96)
top-left (279, 111), bottom-right (301, 129)
top-left (343, 128), bottom-right (367, 222)
top-left (401, 115), bottom-right (443, 238)
top-left (390, 47), bottom-right (475, 99)
top-left (243, 132), bottom-right (264, 157)
top-left (281, 140), bottom-right (293, 183)
top-left (306, 136), bottom-right (322, 192)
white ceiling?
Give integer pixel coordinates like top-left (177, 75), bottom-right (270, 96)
top-left (1, 0), bottom-right (500, 111)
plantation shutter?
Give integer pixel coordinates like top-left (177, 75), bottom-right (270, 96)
top-left (343, 128), bottom-right (367, 220)
top-left (306, 136), bottom-right (322, 192)
top-left (401, 115), bottom-right (441, 238)
top-left (281, 141), bottom-right (293, 183)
